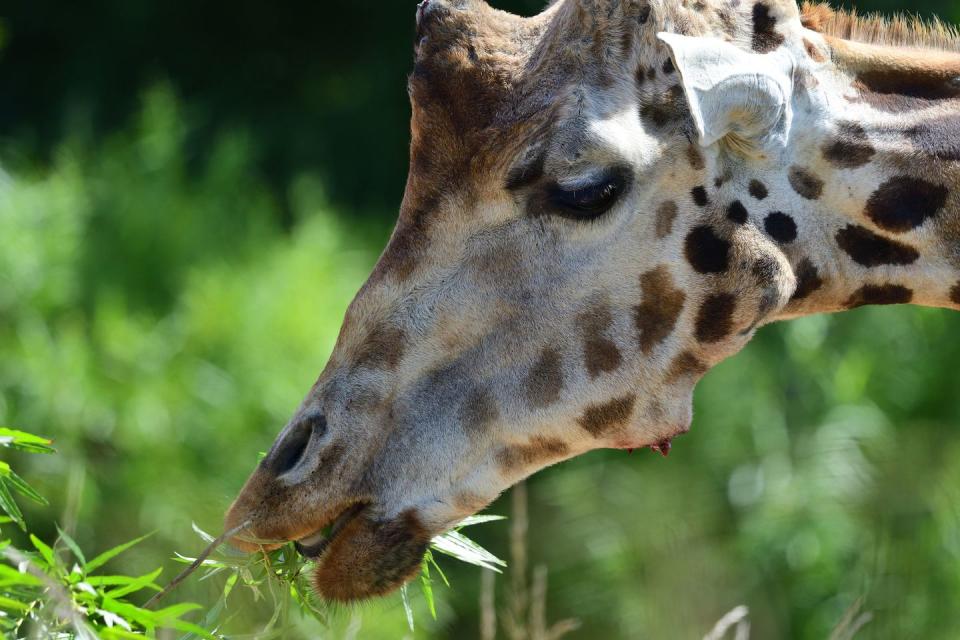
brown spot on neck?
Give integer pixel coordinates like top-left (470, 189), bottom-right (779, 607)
top-left (695, 294), bottom-right (737, 344)
top-left (635, 266), bottom-right (687, 354)
top-left (822, 122), bottom-right (876, 169)
top-left (846, 284), bottom-right (914, 308)
top-left (864, 176), bottom-right (948, 233)
top-left (461, 388), bottom-right (499, 433)
top-left (788, 166), bottom-right (824, 200)
top-left (836, 225), bottom-right (919, 267)
top-left (497, 436), bottom-right (569, 473)
top-left (790, 258), bottom-right (825, 302)
top-left (525, 347), bottom-right (564, 408)
top-left (950, 281), bottom-right (960, 305)
top-left (667, 350), bottom-right (708, 383)
top-left (578, 395), bottom-right (637, 438)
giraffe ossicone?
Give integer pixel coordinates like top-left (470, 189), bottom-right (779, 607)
top-left (226, 0), bottom-right (960, 602)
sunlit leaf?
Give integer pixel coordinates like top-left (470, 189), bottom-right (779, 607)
top-left (0, 429), bottom-right (55, 454)
top-left (29, 534), bottom-right (57, 568)
top-left (400, 583), bottom-right (415, 633)
top-left (456, 515), bottom-right (507, 528)
top-left (430, 530), bottom-right (506, 573)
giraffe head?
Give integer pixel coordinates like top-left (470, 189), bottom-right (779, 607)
top-left (227, 0), bottom-right (958, 602)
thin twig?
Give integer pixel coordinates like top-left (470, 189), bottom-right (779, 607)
top-left (481, 568), bottom-right (497, 640)
top-left (145, 519), bottom-right (252, 609)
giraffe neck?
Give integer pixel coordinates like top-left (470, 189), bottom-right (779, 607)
top-left (725, 55), bottom-right (960, 320)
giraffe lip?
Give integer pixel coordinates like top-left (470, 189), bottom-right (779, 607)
top-left (294, 503), bottom-right (367, 559)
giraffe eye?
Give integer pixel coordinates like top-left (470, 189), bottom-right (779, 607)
top-left (546, 169), bottom-right (630, 220)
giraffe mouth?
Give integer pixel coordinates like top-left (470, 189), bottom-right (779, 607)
top-left (294, 503), bottom-right (368, 559)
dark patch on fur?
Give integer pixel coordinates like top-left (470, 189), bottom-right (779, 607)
top-left (355, 324), bottom-right (407, 370)
top-left (372, 194), bottom-right (440, 282)
top-left (846, 284), bottom-right (914, 308)
top-left (727, 201), bottom-right (749, 224)
top-left (791, 258), bottom-right (824, 301)
top-left (685, 226), bottom-right (731, 274)
top-left (640, 85), bottom-right (687, 128)
top-left (662, 57), bottom-right (675, 74)
top-left (836, 225), bottom-right (920, 267)
top-left (692, 186), bottom-right (710, 207)
top-left (656, 201), bottom-right (679, 238)
top-left (752, 3), bottom-right (785, 53)
top-left (578, 395), bottom-right (637, 438)
top-left (525, 348), bottom-right (564, 408)
top-left (667, 350), bottom-right (708, 383)
top-left (951, 281), bottom-right (960, 305)
top-left (635, 266), bottom-right (687, 354)
top-left (686, 145), bottom-right (706, 170)
top-left (749, 180), bottom-right (769, 200)
top-left (579, 303), bottom-right (623, 379)
top-left (865, 176), bottom-right (948, 233)
top-left (822, 123), bottom-right (876, 168)
top-left (855, 70), bottom-right (960, 102)
top-left (505, 153), bottom-right (546, 191)
top-left (906, 117), bottom-right (960, 162)
top-left (695, 294), bottom-right (737, 343)
top-left (803, 37), bottom-right (826, 62)
top-left (788, 166), bottom-right (825, 200)
top-left (764, 212), bottom-right (798, 244)
top-left (497, 436), bottom-right (569, 472)
top-left (461, 388), bottom-right (498, 433)
top-left (636, 65), bottom-right (648, 86)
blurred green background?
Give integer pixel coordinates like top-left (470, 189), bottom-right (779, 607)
top-left (2, 1), bottom-right (960, 638)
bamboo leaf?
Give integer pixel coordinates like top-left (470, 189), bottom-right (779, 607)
top-left (57, 525), bottom-right (87, 567)
top-left (86, 533), bottom-right (153, 573)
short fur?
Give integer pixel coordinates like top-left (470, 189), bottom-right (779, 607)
top-left (228, 0), bottom-right (960, 603)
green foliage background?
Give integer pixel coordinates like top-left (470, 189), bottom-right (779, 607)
top-left (2, 1), bottom-right (960, 638)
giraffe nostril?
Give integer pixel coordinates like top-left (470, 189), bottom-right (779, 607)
top-left (266, 413), bottom-right (326, 476)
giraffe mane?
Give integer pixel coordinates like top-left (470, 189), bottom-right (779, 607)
top-left (800, 2), bottom-right (960, 53)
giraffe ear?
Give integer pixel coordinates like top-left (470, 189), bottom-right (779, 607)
top-left (657, 33), bottom-right (796, 153)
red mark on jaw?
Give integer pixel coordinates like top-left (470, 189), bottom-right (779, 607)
top-left (650, 439), bottom-right (672, 457)
top-left (622, 438), bottom-right (674, 457)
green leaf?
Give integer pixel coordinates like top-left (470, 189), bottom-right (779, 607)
top-left (0, 481), bottom-right (25, 530)
top-left (153, 602), bottom-right (203, 620)
top-left (0, 428), bottom-right (55, 454)
top-left (428, 551), bottom-right (450, 588)
top-left (0, 594), bottom-right (32, 612)
top-left (420, 557), bottom-right (437, 620)
top-left (101, 596), bottom-right (157, 632)
top-left (4, 469), bottom-right (48, 506)
top-left (86, 533), bottom-right (153, 573)
top-left (29, 534), bottom-right (57, 568)
top-left (0, 564), bottom-right (42, 587)
top-left (57, 526), bottom-right (87, 567)
top-left (104, 567), bottom-right (163, 598)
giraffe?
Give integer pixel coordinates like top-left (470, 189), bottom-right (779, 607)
top-left (226, 0), bottom-right (960, 602)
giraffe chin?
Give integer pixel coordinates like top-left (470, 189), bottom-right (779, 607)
top-left (309, 509), bottom-right (432, 603)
